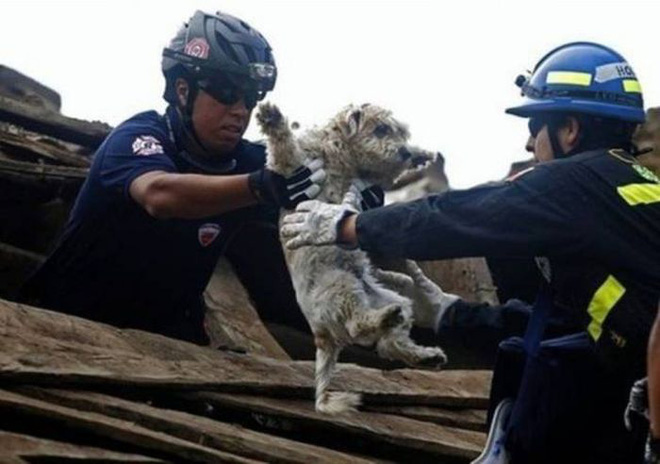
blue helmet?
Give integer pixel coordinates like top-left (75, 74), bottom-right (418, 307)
top-left (506, 42), bottom-right (645, 123)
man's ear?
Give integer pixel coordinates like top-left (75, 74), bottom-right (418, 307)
top-left (175, 78), bottom-right (190, 108)
top-left (563, 116), bottom-right (581, 150)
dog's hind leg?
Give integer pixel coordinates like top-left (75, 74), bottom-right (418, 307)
top-left (345, 303), bottom-right (406, 340)
top-left (376, 326), bottom-right (448, 368)
top-left (313, 332), bottom-right (361, 414)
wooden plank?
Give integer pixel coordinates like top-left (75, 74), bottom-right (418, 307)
top-left (190, 392), bottom-right (486, 461)
top-left (0, 431), bottom-right (165, 463)
top-left (0, 388), bottom-right (261, 464)
top-left (205, 258), bottom-right (290, 360)
top-left (0, 157), bottom-right (88, 182)
top-left (362, 405), bottom-right (487, 432)
top-left (0, 299), bottom-right (490, 407)
top-left (15, 387), bottom-right (375, 464)
top-left (0, 95), bottom-right (111, 148)
top-left (0, 124), bottom-right (91, 167)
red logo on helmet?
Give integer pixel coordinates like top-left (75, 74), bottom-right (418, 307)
top-left (184, 38), bottom-right (210, 59)
top-left (198, 223), bottom-right (221, 247)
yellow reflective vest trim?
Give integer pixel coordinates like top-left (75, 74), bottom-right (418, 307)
top-left (587, 275), bottom-right (626, 341)
top-left (617, 183), bottom-right (660, 206)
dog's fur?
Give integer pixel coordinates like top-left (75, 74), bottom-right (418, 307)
top-left (257, 102), bottom-right (449, 414)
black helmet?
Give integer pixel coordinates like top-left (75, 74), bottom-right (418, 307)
top-left (162, 10), bottom-right (276, 106)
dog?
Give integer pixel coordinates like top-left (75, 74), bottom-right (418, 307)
top-left (257, 102), bottom-right (452, 414)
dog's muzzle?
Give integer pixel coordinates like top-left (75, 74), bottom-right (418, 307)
top-left (398, 146), bottom-right (412, 162)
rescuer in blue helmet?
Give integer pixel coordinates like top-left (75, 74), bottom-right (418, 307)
top-left (277, 41), bottom-right (659, 463)
top-left (507, 42), bottom-right (645, 162)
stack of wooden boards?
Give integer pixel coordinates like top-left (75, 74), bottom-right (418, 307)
top-left (1, 298), bottom-right (491, 463)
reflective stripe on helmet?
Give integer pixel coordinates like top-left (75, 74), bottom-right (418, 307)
top-left (546, 71), bottom-right (592, 86)
top-left (623, 79), bottom-right (642, 93)
top-left (587, 275), bottom-right (626, 342)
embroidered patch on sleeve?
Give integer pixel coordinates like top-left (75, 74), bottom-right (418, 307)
top-left (132, 135), bottom-right (164, 156)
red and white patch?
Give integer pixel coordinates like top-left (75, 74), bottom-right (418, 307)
top-left (132, 135), bottom-right (164, 156)
top-left (198, 223), bottom-right (221, 247)
top-left (184, 37), bottom-right (210, 59)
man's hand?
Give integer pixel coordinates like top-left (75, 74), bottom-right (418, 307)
top-left (248, 159), bottom-right (326, 209)
top-left (281, 186), bottom-right (361, 249)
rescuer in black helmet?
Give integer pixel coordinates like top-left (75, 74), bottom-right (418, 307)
top-left (19, 10), bottom-right (325, 345)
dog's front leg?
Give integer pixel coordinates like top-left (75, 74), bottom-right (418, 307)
top-left (256, 102), bottom-right (304, 176)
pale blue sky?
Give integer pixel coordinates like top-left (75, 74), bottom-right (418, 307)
top-left (2, 0), bottom-right (659, 187)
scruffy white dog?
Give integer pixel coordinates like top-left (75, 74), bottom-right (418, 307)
top-left (257, 102), bottom-right (455, 414)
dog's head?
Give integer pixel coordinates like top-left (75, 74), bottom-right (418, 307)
top-left (327, 103), bottom-right (435, 188)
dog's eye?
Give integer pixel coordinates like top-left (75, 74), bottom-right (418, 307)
top-left (373, 124), bottom-right (392, 138)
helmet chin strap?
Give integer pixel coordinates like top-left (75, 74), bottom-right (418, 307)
top-left (176, 81), bottom-right (237, 174)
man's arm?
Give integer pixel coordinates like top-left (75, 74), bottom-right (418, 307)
top-left (284, 164), bottom-right (587, 260)
top-left (130, 170), bottom-right (256, 219)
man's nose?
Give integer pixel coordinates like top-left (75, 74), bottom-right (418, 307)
top-left (525, 135), bottom-right (535, 153)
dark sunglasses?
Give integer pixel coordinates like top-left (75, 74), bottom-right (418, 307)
top-left (528, 118), bottom-right (546, 138)
top-left (198, 79), bottom-right (264, 109)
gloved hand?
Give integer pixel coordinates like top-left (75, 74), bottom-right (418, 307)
top-left (624, 377), bottom-right (649, 431)
top-left (248, 159), bottom-right (326, 209)
top-left (352, 178), bottom-right (384, 211)
top-left (281, 185), bottom-right (361, 250)
top-left (646, 436), bottom-right (660, 464)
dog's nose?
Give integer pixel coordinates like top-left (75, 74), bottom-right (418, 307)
top-left (398, 147), bottom-right (412, 161)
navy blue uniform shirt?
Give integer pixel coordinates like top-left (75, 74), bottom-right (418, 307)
top-left (358, 149), bottom-right (660, 372)
top-left (21, 106), bottom-right (284, 343)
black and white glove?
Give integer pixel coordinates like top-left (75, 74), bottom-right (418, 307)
top-left (248, 159), bottom-right (326, 209)
top-left (625, 377), bottom-right (649, 431)
top-left (646, 436), bottom-right (660, 464)
top-left (281, 185), bottom-right (361, 250)
top-left (352, 179), bottom-right (384, 211)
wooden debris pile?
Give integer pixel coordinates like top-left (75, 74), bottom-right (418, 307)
top-left (1, 298), bottom-right (490, 463)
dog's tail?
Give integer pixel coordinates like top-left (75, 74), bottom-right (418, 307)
top-left (314, 343), bottom-right (361, 414)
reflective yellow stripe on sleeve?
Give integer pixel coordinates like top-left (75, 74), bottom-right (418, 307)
top-left (617, 183), bottom-right (660, 206)
top-left (587, 275), bottom-right (626, 341)
top-left (546, 71), bottom-right (592, 86)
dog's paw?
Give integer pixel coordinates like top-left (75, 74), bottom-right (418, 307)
top-left (316, 391), bottom-right (362, 414)
top-left (256, 102), bottom-right (284, 132)
top-left (417, 346), bottom-right (448, 369)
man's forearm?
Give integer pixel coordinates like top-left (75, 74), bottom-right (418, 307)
top-left (130, 171), bottom-right (258, 219)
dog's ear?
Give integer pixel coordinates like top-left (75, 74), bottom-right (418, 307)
top-left (341, 107), bottom-right (362, 138)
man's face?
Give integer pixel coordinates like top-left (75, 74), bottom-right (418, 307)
top-left (526, 124), bottom-right (555, 163)
top-left (191, 89), bottom-right (252, 155)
